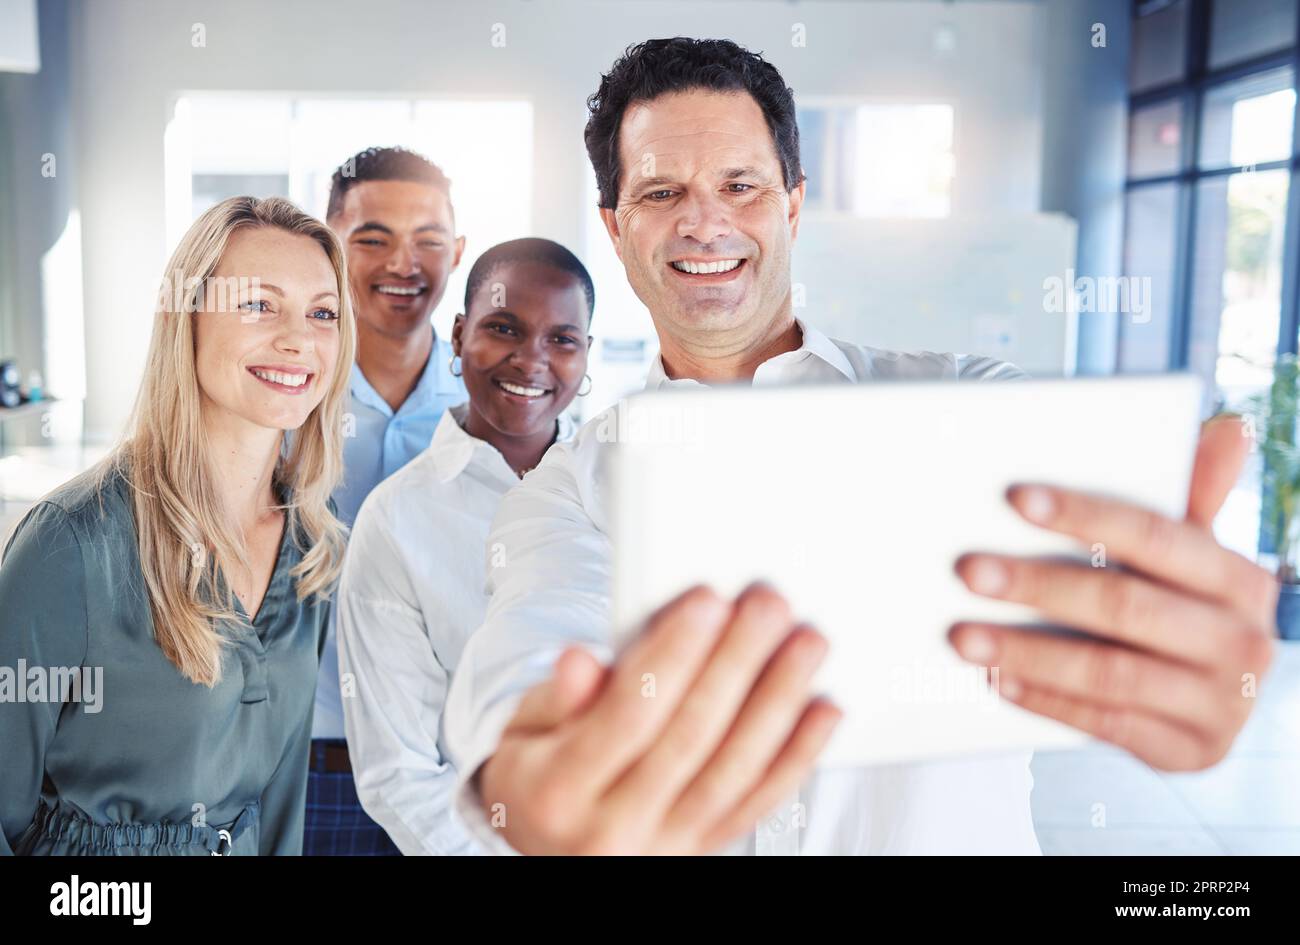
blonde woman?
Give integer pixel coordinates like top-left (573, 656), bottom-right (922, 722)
top-left (0, 196), bottom-right (355, 855)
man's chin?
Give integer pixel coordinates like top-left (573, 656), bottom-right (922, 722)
top-left (662, 297), bottom-right (754, 332)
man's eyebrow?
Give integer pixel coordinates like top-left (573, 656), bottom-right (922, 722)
top-left (628, 168), bottom-right (768, 191)
top-left (722, 166), bottom-right (764, 180)
top-left (352, 221), bottom-right (451, 237)
top-left (629, 176), bottom-right (677, 191)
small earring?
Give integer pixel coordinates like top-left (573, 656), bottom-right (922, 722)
top-left (449, 355), bottom-right (462, 377)
top-left (578, 374), bottom-right (592, 397)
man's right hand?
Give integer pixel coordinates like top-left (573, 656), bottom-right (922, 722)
top-left (476, 583), bottom-right (841, 855)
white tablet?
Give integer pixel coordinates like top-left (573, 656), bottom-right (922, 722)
top-left (609, 373), bottom-right (1203, 766)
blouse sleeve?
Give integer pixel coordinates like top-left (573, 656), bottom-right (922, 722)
top-left (0, 502), bottom-right (89, 856)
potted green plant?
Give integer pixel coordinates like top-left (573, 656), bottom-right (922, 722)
top-left (1244, 353), bottom-right (1300, 640)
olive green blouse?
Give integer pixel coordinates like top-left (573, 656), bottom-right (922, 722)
top-left (0, 466), bottom-right (327, 855)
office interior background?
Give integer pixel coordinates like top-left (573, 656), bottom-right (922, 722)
top-left (0, 0), bottom-right (1297, 854)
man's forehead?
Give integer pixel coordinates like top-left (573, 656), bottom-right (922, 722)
top-left (340, 179), bottom-right (453, 222)
top-left (618, 91), bottom-right (780, 184)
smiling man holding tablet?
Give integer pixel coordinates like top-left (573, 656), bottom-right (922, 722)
top-left (443, 37), bottom-right (1277, 855)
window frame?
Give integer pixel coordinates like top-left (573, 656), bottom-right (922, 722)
top-left (1124, 0), bottom-right (1300, 372)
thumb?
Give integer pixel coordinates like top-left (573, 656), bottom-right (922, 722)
top-left (508, 646), bottom-right (607, 734)
top-left (1187, 413), bottom-right (1251, 530)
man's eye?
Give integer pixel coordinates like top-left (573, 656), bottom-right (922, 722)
top-left (489, 323), bottom-right (516, 336)
top-left (727, 183), bottom-right (754, 193)
top-left (553, 335), bottom-right (577, 346)
top-left (419, 242), bottom-right (445, 250)
top-left (647, 190), bottom-right (675, 201)
top-left (310, 308), bottom-right (339, 321)
top-left (357, 238), bottom-right (385, 247)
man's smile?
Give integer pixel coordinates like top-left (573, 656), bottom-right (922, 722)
top-left (666, 257), bottom-right (747, 282)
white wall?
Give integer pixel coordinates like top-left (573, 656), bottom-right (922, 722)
top-left (69, 0), bottom-right (1046, 440)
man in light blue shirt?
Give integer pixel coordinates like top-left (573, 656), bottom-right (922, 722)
top-left (308, 146), bottom-right (466, 855)
top-left (333, 348), bottom-right (464, 529)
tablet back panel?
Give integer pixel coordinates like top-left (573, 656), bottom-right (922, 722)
top-left (610, 374), bottom-right (1202, 765)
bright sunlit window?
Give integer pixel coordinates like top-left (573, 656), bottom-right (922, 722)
top-left (165, 95), bottom-right (534, 338)
top-left (797, 103), bottom-right (954, 218)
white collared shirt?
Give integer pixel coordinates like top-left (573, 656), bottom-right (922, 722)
top-left (336, 402), bottom-right (574, 856)
top-left (444, 318), bottom-right (1042, 855)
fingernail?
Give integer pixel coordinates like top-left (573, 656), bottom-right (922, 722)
top-left (1012, 485), bottom-right (1056, 524)
top-left (963, 556), bottom-right (1008, 595)
top-left (954, 627), bottom-right (998, 663)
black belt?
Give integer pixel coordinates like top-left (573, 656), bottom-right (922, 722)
top-left (309, 739), bottom-right (352, 774)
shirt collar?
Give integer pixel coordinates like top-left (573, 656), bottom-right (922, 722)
top-left (643, 317), bottom-right (855, 390)
top-left (349, 331), bottom-right (462, 417)
top-left (429, 401), bottom-right (578, 484)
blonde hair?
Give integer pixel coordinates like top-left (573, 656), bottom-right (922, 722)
top-left (102, 196), bottom-right (356, 686)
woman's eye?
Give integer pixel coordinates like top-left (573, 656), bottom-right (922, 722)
top-left (310, 308), bottom-right (339, 321)
top-left (241, 299), bottom-right (271, 314)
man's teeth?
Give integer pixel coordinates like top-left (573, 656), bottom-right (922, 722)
top-left (252, 368), bottom-right (309, 388)
top-left (671, 259), bottom-right (742, 275)
top-left (376, 285), bottom-right (423, 296)
top-left (497, 380), bottom-right (548, 398)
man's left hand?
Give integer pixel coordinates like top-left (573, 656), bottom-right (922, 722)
top-left (948, 414), bottom-right (1278, 771)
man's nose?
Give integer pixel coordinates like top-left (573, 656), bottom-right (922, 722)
top-left (385, 241), bottom-right (420, 276)
top-left (675, 190), bottom-right (733, 245)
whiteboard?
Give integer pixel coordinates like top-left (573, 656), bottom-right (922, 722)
top-left (791, 213), bottom-right (1079, 377)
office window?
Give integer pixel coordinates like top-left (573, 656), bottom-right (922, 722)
top-left (1208, 0), bottom-right (1298, 70)
top-left (165, 95), bottom-right (533, 340)
top-left (1120, 183), bottom-right (1180, 372)
top-left (1128, 99), bottom-right (1183, 179)
top-left (1130, 0), bottom-right (1189, 93)
top-left (1188, 170), bottom-right (1291, 402)
top-left (797, 103), bottom-right (954, 218)
top-left (1123, 0), bottom-right (1299, 557)
top-left (1198, 67), bottom-right (1296, 170)
top-left (1122, 0), bottom-right (1298, 402)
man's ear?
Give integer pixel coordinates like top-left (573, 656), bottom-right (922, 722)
top-left (452, 235), bottom-right (467, 270)
top-left (788, 178), bottom-right (807, 244)
top-left (599, 207), bottom-right (624, 262)
top-left (451, 312), bottom-right (466, 356)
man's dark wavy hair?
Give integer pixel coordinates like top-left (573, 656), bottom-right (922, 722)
top-left (584, 37), bottom-right (805, 210)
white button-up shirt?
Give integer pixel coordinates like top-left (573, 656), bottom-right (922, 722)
top-left (336, 402), bottom-right (573, 855)
top-left (445, 318), bottom-right (1044, 855)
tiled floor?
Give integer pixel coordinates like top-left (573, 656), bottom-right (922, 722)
top-left (1031, 641), bottom-right (1300, 855)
